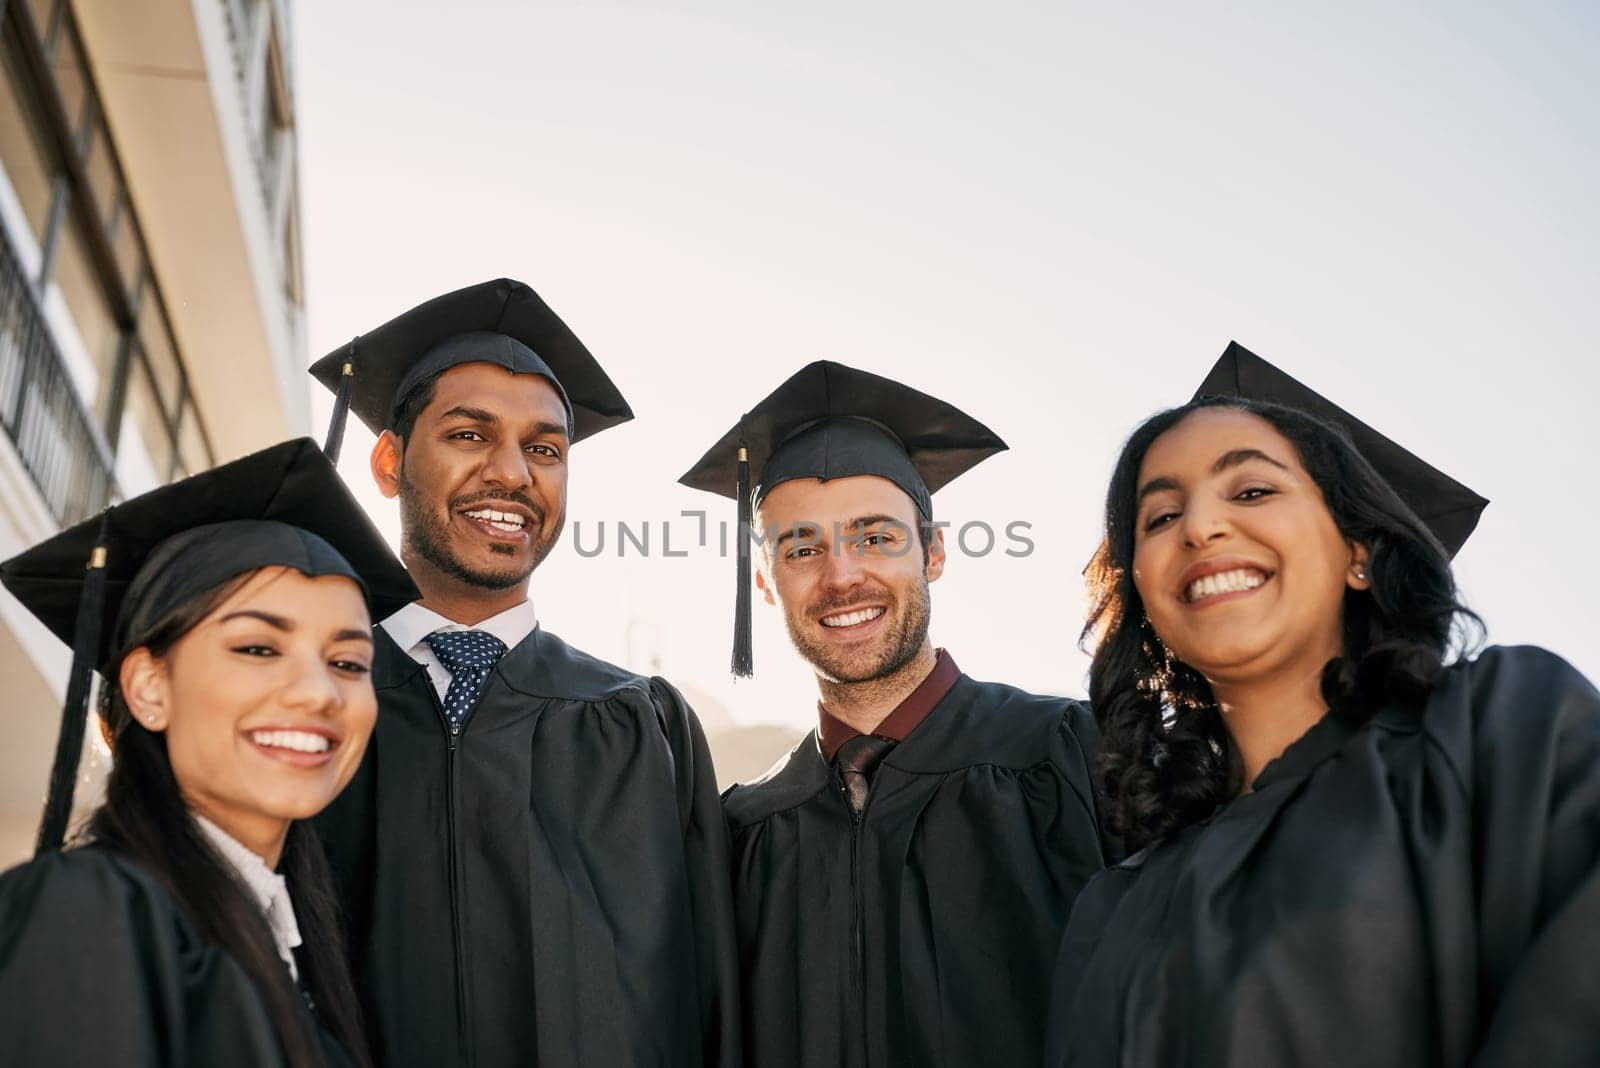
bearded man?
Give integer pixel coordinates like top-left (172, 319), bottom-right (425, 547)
top-left (680, 361), bottom-right (1111, 1068)
top-left (311, 279), bottom-right (738, 1067)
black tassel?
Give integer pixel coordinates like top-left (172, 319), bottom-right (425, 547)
top-left (732, 444), bottom-right (753, 677)
top-left (36, 513), bottom-right (110, 855)
top-left (322, 341), bottom-right (356, 463)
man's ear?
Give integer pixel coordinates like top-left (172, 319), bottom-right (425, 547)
top-left (754, 568), bottom-right (777, 607)
top-left (925, 526), bottom-right (947, 583)
top-left (119, 648), bottom-right (171, 733)
top-left (371, 431), bottom-right (403, 500)
top-left (1346, 541), bottom-right (1372, 591)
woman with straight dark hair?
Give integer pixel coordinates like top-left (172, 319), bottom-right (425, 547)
top-left (1046, 347), bottom-right (1600, 1067)
top-left (0, 440), bottom-right (415, 1067)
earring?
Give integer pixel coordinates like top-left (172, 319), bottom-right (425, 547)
top-left (1355, 568), bottom-right (1369, 581)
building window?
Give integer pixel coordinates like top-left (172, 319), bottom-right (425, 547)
top-left (0, 33), bottom-right (55, 243)
top-left (0, 1), bottom-right (216, 521)
top-left (22, 1), bottom-right (57, 47)
top-left (51, 219), bottom-right (119, 393)
top-left (282, 190), bottom-right (302, 304)
top-left (44, 17), bottom-right (86, 141)
top-left (122, 357), bottom-right (173, 477)
top-left (175, 398), bottom-right (212, 480)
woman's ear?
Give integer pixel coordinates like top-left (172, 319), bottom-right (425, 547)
top-left (119, 648), bottom-right (172, 732)
top-left (1346, 542), bottom-right (1372, 591)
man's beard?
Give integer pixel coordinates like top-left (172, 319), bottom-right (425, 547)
top-left (397, 468), bottom-right (564, 591)
top-left (787, 576), bottom-right (932, 685)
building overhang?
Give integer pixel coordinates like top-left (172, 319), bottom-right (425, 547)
top-left (71, 0), bottom-right (307, 457)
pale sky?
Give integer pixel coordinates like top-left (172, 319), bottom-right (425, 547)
top-left (293, 1), bottom-right (1599, 732)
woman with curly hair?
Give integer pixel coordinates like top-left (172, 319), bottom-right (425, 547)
top-left (1046, 347), bottom-right (1600, 1067)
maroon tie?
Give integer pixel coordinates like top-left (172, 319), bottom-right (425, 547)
top-left (833, 734), bottom-right (897, 816)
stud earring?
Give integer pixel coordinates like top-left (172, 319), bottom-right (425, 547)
top-left (1355, 568), bottom-right (1369, 581)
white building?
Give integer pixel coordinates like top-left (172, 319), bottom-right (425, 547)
top-left (0, 0), bottom-right (306, 865)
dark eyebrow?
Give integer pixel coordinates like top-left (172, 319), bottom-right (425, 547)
top-left (219, 610), bottom-right (373, 645)
top-left (220, 609), bottom-right (291, 630)
top-left (1137, 449), bottom-right (1290, 504)
top-left (525, 420), bottom-right (569, 440)
top-left (1212, 448), bottom-right (1289, 474)
top-left (772, 523), bottom-right (820, 550)
top-left (1136, 476), bottom-right (1181, 504)
top-left (440, 405), bottom-right (497, 424)
top-left (841, 514), bottom-right (907, 532)
top-left (441, 406), bottom-right (567, 441)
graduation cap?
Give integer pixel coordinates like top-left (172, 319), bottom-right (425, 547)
top-left (310, 278), bottom-right (634, 462)
top-left (0, 438), bottom-right (417, 856)
top-left (679, 360), bottom-right (1007, 676)
top-left (1196, 341), bottom-right (1488, 557)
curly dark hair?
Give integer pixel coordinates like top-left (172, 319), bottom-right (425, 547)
top-left (1083, 396), bottom-right (1480, 853)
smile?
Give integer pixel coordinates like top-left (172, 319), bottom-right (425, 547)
top-left (462, 507), bottom-right (528, 533)
top-left (1185, 567), bottom-right (1269, 604)
top-left (820, 606), bottom-right (885, 628)
top-left (247, 727), bottom-right (340, 768)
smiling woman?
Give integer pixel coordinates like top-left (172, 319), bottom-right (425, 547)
top-left (1045, 358), bottom-right (1600, 1066)
top-left (0, 440), bottom-right (415, 1068)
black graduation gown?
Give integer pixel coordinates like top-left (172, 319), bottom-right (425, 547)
top-left (0, 845), bottom-right (354, 1066)
top-left (1047, 645), bottom-right (1600, 1067)
top-left (314, 624), bottom-right (740, 1068)
top-left (723, 674), bottom-right (1110, 1067)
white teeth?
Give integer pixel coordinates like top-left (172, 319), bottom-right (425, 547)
top-left (820, 607), bottom-right (886, 628)
top-left (250, 729), bottom-right (332, 754)
top-left (464, 508), bottom-right (526, 531)
top-left (1186, 568), bottom-right (1267, 603)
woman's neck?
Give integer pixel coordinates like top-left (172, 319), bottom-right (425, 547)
top-left (187, 801), bottom-right (290, 869)
top-left (1210, 660), bottom-right (1330, 792)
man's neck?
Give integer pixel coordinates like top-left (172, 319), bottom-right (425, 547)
top-left (816, 643), bottom-right (939, 737)
top-left (408, 562), bottom-right (530, 626)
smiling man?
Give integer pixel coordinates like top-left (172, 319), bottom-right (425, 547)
top-left (680, 361), bottom-right (1112, 1068)
top-left (309, 279), bottom-right (739, 1067)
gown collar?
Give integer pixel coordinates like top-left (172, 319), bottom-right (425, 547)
top-left (1249, 706), bottom-right (1361, 791)
top-left (194, 813), bottom-right (303, 980)
top-left (817, 649), bottom-right (960, 761)
top-left (380, 599), bottom-right (537, 659)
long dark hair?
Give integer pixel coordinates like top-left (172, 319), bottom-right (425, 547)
top-left (82, 575), bottom-right (371, 1067)
top-left (1083, 396), bottom-right (1480, 853)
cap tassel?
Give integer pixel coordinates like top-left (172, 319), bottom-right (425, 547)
top-left (36, 515), bottom-right (110, 855)
top-left (732, 444), bottom-right (753, 677)
top-left (321, 340), bottom-right (357, 463)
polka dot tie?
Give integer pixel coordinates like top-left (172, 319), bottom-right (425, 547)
top-left (425, 629), bottom-right (508, 732)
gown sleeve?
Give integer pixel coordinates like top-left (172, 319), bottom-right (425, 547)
top-left (0, 848), bottom-right (289, 1066)
top-left (651, 676), bottom-right (744, 1067)
top-left (1468, 646), bottom-right (1600, 1067)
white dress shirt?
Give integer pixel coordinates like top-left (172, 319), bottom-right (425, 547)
top-left (380, 599), bottom-right (538, 703)
top-left (194, 814), bottom-right (303, 981)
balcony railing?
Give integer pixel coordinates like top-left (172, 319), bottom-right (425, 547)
top-left (0, 225), bottom-right (116, 527)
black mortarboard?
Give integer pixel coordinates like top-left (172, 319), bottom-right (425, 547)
top-left (679, 360), bottom-right (1007, 676)
top-left (1196, 341), bottom-right (1488, 557)
top-left (309, 278), bottom-right (634, 462)
top-left (0, 438), bottom-right (417, 856)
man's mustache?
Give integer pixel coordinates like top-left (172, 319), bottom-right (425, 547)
top-left (451, 490), bottom-right (547, 525)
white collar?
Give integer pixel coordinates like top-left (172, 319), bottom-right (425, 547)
top-left (380, 599), bottom-right (538, 656)
top-left (193, 814), bottom-right (302, 980)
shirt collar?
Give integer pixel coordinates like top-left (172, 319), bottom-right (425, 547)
top-left (818, 648), bottom-right (961, 762)
top-left (193, 814), bottom-right (302, 980)
top-left (380, 598), bottom-right (538, 656)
